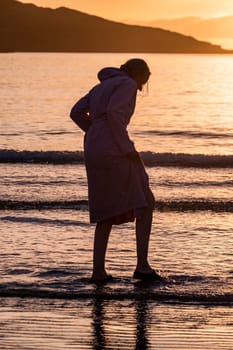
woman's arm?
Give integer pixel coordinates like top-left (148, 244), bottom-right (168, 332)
top-left (70, 93), bottom-right (91, 133)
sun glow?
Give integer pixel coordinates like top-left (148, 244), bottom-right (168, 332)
top-left (18, 0), bottom-right (233, 19)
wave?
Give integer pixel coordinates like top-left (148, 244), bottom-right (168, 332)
top-left (1, 215), bottom-right (91, 227)
top-left (0, 149), bottom-right (233, 168)
top-left (0, 275), bottom-right (232, 305)
top-left (0, 149), bottom-right (84, 164)
top-left (140, 151), bottom-right (233, 168)
top-left (145, 130), bottom-right (233, 139)
top-left (159, 180), bottom-right (233, 187)
top-left (0, 130), bottom-right (75, 136)
top-left (1, 199), bottom-right (232, 212)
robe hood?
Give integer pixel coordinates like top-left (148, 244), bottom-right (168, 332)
top-left (97, 67), bottom-right (126, 82)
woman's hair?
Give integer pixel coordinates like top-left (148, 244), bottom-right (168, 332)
top-left (120, 58), bottom-right (150, 79)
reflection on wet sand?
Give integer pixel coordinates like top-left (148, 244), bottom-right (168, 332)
top-left (92, 299), bottom-right (106, 349)
top-left (135, 299), bottom-right (150, 350)
top-left (92, 285), bottom-right (150, 349)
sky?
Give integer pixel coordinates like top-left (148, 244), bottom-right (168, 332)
top-left (20, 0), bottom-right (233, 49)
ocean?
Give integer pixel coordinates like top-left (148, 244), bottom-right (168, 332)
top-left (0, 53), bottom-right (233, 349)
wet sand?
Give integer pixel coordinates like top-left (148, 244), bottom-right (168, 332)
top-left (1, 296), bottom-right (232, 349)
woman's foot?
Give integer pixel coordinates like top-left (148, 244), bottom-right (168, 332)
top-left (90, 274), bottom-right (113, 284)
top-left (91, 269), bottom-right (113, 282)
top-left (133, 269), bottom-right (164, 281)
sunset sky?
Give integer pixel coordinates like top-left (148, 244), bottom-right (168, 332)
top-left (20, 0), bottom-right (233, 49)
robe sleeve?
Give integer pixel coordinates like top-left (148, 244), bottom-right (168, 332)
top-left (106, 79), bottom-right (137, 154)
top-left (70, 93), bottom-right (91, 133)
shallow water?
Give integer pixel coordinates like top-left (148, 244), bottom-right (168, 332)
top-left (0, 210), bottom-right (233, 295)
top-left (0, 164), bottom-right (232, 204)
top-left (0, 209), bottom-right (233, 349)
top-left (0, 53), bottom-right (233, 348)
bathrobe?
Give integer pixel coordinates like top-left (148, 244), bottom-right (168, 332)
top-left (70, 67), bottom-right (151, 223)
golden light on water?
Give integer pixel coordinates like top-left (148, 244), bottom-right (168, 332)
top-left (0, 48), bottom-right (233, 348)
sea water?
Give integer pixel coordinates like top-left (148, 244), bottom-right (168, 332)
top-left (0, 53), bottom-right (233, 349)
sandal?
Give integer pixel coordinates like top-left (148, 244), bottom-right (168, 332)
top-left (133, 270), bottom-right (164, 281)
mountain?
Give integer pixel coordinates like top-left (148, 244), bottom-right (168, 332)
top-left (0, 0), bottom-right (232, 53)
top-left (142, 16), bottom-right (233, 49)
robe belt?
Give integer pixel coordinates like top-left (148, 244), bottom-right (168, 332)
top-left (91, 114), bottom-right (108, 123)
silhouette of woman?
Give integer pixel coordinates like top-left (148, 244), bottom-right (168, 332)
top-left (70, 58), bottom-right (162, 282)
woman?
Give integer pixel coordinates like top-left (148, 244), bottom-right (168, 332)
top-left (70, 58), bottom-right (162, 282)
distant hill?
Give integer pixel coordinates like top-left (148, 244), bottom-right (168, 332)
top-left (0, 0), bottom-right (232, 53)
top-left (142, 16), bottom-right (233, 50)
top-left (147, 16), bottom-right (233, 39)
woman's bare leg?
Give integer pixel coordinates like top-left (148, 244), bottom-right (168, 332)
top-left (135, 189), bottom-right (155, 273)
top-left (92, 220), bottom-right (112, 280)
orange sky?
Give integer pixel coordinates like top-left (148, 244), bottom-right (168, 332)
top-left (19, 0), bottom-right (233, 49)
top-left (19, 0), bottom-right (233, 20)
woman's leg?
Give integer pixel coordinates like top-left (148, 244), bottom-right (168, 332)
top-left (135, 189), bottom-right (155, 273)
top-left (92, 220), bottom-right (112, 280)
